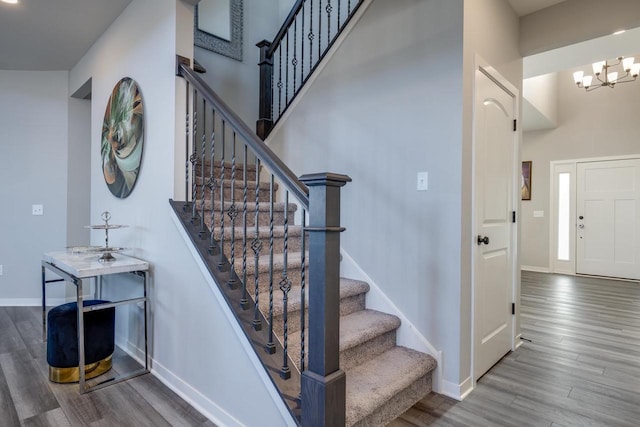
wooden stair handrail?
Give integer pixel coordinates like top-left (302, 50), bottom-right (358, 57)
top-left (177, 57), bottom-right (310, 209)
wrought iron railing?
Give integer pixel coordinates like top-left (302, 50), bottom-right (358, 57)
top-left (175, 56), bottom-right (350, 426)
top-left (256, 0), bottom-right (367, 139)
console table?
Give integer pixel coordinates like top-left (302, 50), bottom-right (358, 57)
top-left (41, 250), bottom-right (149, 393)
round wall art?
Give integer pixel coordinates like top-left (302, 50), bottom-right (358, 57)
top-left (101, 77), bottom-right (144, 198)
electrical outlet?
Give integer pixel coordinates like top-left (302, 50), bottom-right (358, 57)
top-left (0, 265), bottom-right (3, 276)
top-left (32, 204), bottom-right (43, 216)
top-left (417, 172), bottom-right (429, 191)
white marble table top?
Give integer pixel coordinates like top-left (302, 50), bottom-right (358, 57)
top-left (43, 250), bottom-right (149, 279)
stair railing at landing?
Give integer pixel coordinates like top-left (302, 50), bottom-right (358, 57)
top-left (174, 56), bottom-right (350, 427)
top-left (256, 0), bottom-right (367, 139)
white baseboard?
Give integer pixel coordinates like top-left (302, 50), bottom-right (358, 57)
top-left (151, 358), bottom-right (243, 427)
top-left (0, 297), bottom-right (84, 307)
top-left (340, 249), bottom-right (444, 393)
top-left (441, 376), bottom-right (473, 401)
top-left (521, 265), bottom-right (550, 273)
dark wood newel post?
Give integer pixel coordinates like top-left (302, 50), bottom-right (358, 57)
top-left (299, 172), bottom-right (351, 427)
top-left (256, 40), bottom-right (274, 140)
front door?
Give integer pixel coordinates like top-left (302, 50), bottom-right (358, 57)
top-left (576, 159), bottom-right (640, 280)
top-left (473, 68), bottom-right (516, 379)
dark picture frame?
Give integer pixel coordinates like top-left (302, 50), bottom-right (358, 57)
top-left (194, 0), bottom-right (243, 61)
top-left (521, 161), bottom-right (532, 201)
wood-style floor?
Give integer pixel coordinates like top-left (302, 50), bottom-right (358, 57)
top-left (0, 306), bottom-right (215, 426)
top-left (390, 271), bottom-right (640, 427)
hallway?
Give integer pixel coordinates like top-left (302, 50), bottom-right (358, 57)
top-left (390, 271), bottom-right (640, 426)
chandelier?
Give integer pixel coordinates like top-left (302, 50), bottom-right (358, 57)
top-left (572, 56), bottom-right (640, 91)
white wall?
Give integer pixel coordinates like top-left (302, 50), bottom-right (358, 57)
top-left (195, 0), bottom-right (281, 126)
top-left (0, 71), bottom-right (69, 304)
top-left (523, 73), bottom-right (558, 131)
top-left (521, 65), bottom-right (640, 270)
top-left (268, 0), bottom-right (467, 388)
top-left (520, 0), bottom-right (640, 56)
top-left (67, 97), bottom-right (91, 247)
top-left (68, 1), bottom-right (292, 425)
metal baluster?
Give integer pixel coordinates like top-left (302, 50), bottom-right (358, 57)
top-left (199, 98), bottom-right (207, 237)
top-left (308, 0), bottom-right (314, 74)
top-left (265, 174), bottom-right (276, 354)
top-left (301, 3), bottom-right (305, 87)
top-left (240, 145), bottom-right (249, 310)
top-left (183, 82), bottom-right (190, 211)
top-left (252, 158), bottom-right (262, 330)
top-left (338, 0), bottom-right (341, 28)
top-left (326, 0), bottom-right (332, 45)
top-left (277, 46), bottom-right (283, 117)
top-left (292, 15), bottom-right (298, 96)
top-left (227, 133), bottom-right (238, 288)
top-left (191, 91), bottom-right (199, 223)
top-left (318, 0), bottom-right (322, 58)
top-left (208, 110), bottom-right (218, 255)
top-left (280, 190), bottom-right (292, 379)
top-left (300, 210), bottom-right (306, 373)
top-left (218, 121), bottom-right (226, 272)
top-left (285, 32), bottom-right (290, 105)
top-left (348, 0), bottom-right (351, 14)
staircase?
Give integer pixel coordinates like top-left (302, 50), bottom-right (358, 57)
top-left (189, 156), bottom-right (436, 425)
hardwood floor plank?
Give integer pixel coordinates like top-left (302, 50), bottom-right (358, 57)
top-left (22, 407), bottom-right (72, 427)
top-left (0, 364), bottom-right (20, 427)
top-left (0, 349), bottom-right (59, 421)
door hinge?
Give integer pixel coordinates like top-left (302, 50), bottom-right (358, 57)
top-left (512, 303), bottom-right (516, 315)
top-left (512, 211), bottom-right (516, 223)
top-left (513, 119), bottom-right (517, 132)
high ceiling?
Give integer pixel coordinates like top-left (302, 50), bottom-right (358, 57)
top-left (0, 0), bottom-right (131, 70)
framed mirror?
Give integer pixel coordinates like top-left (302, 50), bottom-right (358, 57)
top-left (194, 0), bottom-right (243, 61)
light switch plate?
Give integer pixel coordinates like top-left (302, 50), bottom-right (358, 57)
top-left (32, 204), bottom-right (43, 216)
top-left (533, 210), bottom-right (544, 218)
top-left (0, 265), bottom-right (3, 276)
top-left (417, 172), bottom-right (429, 191)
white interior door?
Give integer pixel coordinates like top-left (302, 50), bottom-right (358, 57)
top-left (576, 159), bottom-right (640, 280)
top-left (473, 68), bottom-right (515, 380)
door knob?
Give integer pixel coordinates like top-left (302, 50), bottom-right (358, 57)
top-left (477, 235), bottom-right (490, 245)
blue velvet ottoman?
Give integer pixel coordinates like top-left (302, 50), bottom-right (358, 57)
top-left (47, 300), bottom-right (115, 383)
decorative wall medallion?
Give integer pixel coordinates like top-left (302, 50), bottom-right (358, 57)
top-left (101, 77), bottom-right (144, 198)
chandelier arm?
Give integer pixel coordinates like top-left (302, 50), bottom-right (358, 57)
top-left (585, 85), bottom-right (603, 92)
top-left (611, 77), bottom-right (637, 85)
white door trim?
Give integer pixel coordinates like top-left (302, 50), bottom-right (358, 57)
top-left (470, 55), bottom-right (520, 387)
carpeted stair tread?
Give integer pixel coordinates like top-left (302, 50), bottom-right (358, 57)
top-left (257, 277), bottom-right (369, 317)
top-left (287, 309), bottom-right (400, 370)
top-left (195, 176), bottom-right (274, 191)
top-left (235, 250), bottom-right (306, 276)
top-left (197, 199), bottom-right (297, 213)
top-left (345, 346), bottom-right (437, 427)
top-left (216, 225), bottom-right (303, 243)
top-left (339, 310), bottom-right (400, 351)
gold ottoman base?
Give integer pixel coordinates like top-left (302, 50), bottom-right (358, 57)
top-left (49, 354), bottom-right (113, 383)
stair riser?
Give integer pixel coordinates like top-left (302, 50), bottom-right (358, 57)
top-left (195, 187), bottom-right (272, 203)
top-left (270, 292), bottom-right (366, 336)
top-left (241, 264), bottom-right (306, 295)
top-left (341, 330), bottom-right (396, 371)
top-left (194, 165), bottom-right (258, 181)
top-left (205, 211), bottom-right (294, 229)
top-left (289, 329), bottom-right (397, 373)
top-left (223, 236), bottom-right (303, 258)
top-left (349, 374), bottom-right (433, 427)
